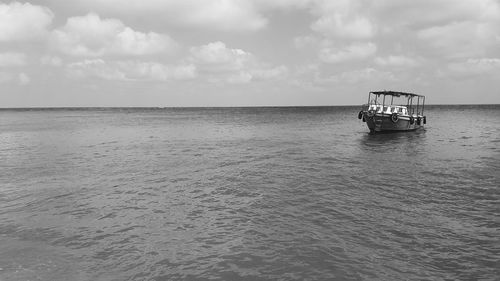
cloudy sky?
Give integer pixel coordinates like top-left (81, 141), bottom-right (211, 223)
top-left (1, 0), bottom-right (499, 107)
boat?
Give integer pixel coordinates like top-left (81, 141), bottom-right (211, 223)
top-left (357, 90), bottom-right (426, 133)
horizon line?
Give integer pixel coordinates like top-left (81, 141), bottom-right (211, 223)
top-left (1, 103), bottom-right (499, 110)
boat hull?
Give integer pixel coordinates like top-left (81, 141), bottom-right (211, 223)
top-left (363, 112), bottom-right (423, 133)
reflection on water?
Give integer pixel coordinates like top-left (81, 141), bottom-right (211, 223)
top-left (360, 128), bottom-right (427, 148)
top-left (0, 106), bottom-right (499, 281)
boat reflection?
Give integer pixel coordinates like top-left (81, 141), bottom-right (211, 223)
top-left (357, 128), bottom-right (427, 155)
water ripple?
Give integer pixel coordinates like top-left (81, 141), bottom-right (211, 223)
top-left (0, 106), bottom-right (499, 280)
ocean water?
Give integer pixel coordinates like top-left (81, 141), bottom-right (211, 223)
top-left (0, 105), bottom-right (499, 281)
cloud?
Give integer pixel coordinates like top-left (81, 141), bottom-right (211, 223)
top-left (374, 55), bottom-right (419, 67)
top-left (253, 0), bottom-right (313, 10)
top-left (251, 65), bottom-right (289, 80)
top-left (50, 13), bottom-right (177, 57)
top-left (304, 1), bottom-right (379, 65)
top-left (367, 0), bottom-right (500, 59)
top-left (319, 42), bottom-right (377, 63)
top-left (67, 59), bottom-right (125, 80)
top-left (18, 72), bottom-right (30, 85)
top-left (0, 71), bottom-right (31, 85)
top-left (327, 67), bottom-right (396, 84)
top-left (311, 15), bottom-right (375, 40)
top-left (189, 41), bottom-right (252, 69)
top-left (446, 58), bottom-right (500, 77)
top-left (189, 41), bottom-right (288, 83)
top-left (293, 35), bottom-right (319, 49)
top-left (0, 2), bottom-right (53, 41)
top-left (372, 0), bottom-right (500, 28)
top-left (223, 65), bottom-right (289, 84)
top-left (178, 0), bottom-right (267, 31)
top-left (0, 52), bottom-right (27, 67)
top-left (304, 0), bottom-right (500, 63)
top-left (3, 0), bottom-right (499, 106)
top-left (417, 21), bottom-right (499, 58)
top-left (68, 0), bottom-right (269, 31)
top-left (227, 72), bottom-right (253, 84)
top-left (309, 0), bottom-right (375, 39)
top-left (64, 41), bottom-right (287, 84)
top-left (40, 55), bottom-right (63, 67)
top-left (67, 59), bottom-right (196, 81)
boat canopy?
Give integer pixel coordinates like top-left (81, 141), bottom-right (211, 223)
top-left (366, 90), bottom-right (425, 116)
top-left (370, 91), bottom-right (424, 98)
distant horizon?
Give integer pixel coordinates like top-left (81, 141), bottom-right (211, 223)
top-left (1, 103), bottom-right (499, 110)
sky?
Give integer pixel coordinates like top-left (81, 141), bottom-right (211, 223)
top-left (1, 0), bottom-right (500, 107)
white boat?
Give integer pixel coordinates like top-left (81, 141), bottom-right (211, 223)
top-left (358, 91), bottom-right (426, 133)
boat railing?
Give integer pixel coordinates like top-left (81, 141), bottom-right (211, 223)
top-left (365, 103), bottom-right (425, 117)
top-left (366, 91), bottom-right (425, 117)
top-left (366, 104), bottom-right (411, 115)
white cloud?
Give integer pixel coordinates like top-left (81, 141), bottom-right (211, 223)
top-left (18, 72), bottom-right (30, 85)
top-left (70, 0), bottom-right (268, 31)
top-left (51, 13), bottom-right (177, 57)
top-left (253, 0), bottom-right (313, 10)
top-left (65, 41), bottom-right (286, 84)
top-left (372, 0), bottom-right (500, 28)
top-left (67, 59), bottom-right (196, 81)
top-left (189, 41), bottom-right (252, 69)
top-left (40, 55), bottom-right (63, 67)
top-left (0, 52), bottom-right (27, 67)
top-left (309, 0), bottom-right (375, 39)
top-left (367, 0), bottom-right (500, 60)
top-left (170, 64), bottom-right (198, 80)
top-left (0, 71), bottom-right (31, 85)
top-left (227, 72), bottom-right (253, 84)
top-left (180, 0), bottom-right (267, 31)
top-left (223, 65), bottom-right (288, 84)
top-left (189, 41), bottom-right (287, 83)
top-left (311, 15), bottom-right (375, 40)
top-left (3, 0), bottom-right (499, 106)
top-left (319, 42), bottom-right (377, 63)
top-left (0, 2), bottom-right (53, 41)
top-left (417, 21), bottom-right (499, 58)
top-left (374, 55), bottom-right (419, 67)
top-left (293, 35), bottom-right (319, 49)
top-left (67, 59), bottom-right (125, 80)
top-left (328, 68), bottom-right (396, 84)
top-left (446, 58), bottom-right (500, 77)
top-left (251, 65), bottom-right (288, 80)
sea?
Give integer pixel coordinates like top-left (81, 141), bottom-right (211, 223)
top-left (0, 105), bottom-right (499, 281)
